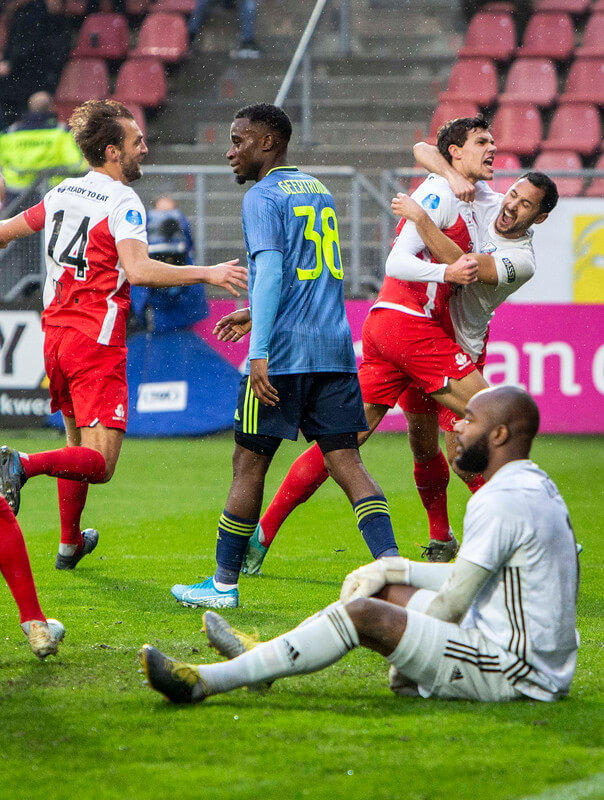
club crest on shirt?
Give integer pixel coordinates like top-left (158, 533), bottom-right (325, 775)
top-left (480, 241), bottom-right (497, 254)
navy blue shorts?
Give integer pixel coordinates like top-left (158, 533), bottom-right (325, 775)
top-left (234, 372), bottom-right (368, 442)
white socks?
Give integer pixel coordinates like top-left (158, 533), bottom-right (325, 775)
top-left (199, 602), bottom-right (360, 695)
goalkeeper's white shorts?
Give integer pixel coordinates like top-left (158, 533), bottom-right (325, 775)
top-left (387, 592), bottom-right (523, 702)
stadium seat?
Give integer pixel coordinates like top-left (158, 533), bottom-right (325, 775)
top-left (427, 101), bottom-right (480, 144)
top-left (112, 57), bottom-right (167, 107)
top-left (53, 58), bottom-right (109, 121)
top-left (533, 151), bottom-right (584, 197)
top-left (576, 13), bottom-right (604, 57)
top-left (534, 0), bottom-right (591, 12)
top-left (499, 58), bottom-right (558, 106)
top-left (491, 153), bottom-right (521, 194)
top-left (131, 12), bottom-right (189, 62)
top-left (438, 58), bottom-right (498, 106)
top-left (152, 0), bottom-right (197, 12)
top-left (560, 58), bottom-right (604, 104)
top-left (72, 13), bottom-right (130, 60)
top-left (458, 13), bottom-right (516, 61)
top-left (516, 13), bottom-right (574, 60)
top-left (129, 103), bottom-right (147, 139)
top-left (491, 103), bottom-right (542, 156)
top-left (64, 0), bottom-right (88, 14)
top-left (0, 15), bottom-right (7, 54)
top-left (482, 2), bottom-right (515, 11)
top-left (126, 0), bottom-right (150, 13)
top-left (541, 102), bottom-right (601, 155)
top-left (584, 153), bottom-right (604, 197)
top-left (593, 0), bottom-right (604, 10)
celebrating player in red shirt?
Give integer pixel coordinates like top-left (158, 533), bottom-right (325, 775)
top-left (0, 100), bottom-right (247, 570)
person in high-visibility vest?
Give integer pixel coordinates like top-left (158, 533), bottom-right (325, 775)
top-left (0, 91), bottom-right (87, 203)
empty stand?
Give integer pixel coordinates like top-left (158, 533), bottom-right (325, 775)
top-left (517, 13), bottom-right (574, 60)
top-left (112, 57), bottom-right (167, 107)
top-left (491, 103), bottom-right (542, 156)
top-left (428, 101), bottom-right (480, 144)
top-left (560, 58), bottom-right (604, 104)
top-left (439, 58), bottom-right (498, 106)
top-left (54, 58), bottom-right (109, 120)
top-left (72, 13), bottom-right (130, 60)
top-left (541, 102), bottom-right (601, 155)
top-left (491, 153), bottom-right (521, 194)
top-left (576, 12), bottom-right (604, 57)
top-left (500, 58), bottom-right (558, 106)
top-left (584, 153), bottom-right (604, 197)
top-left (533, 151), bottom-right (584, 197)
top-left (459, 13), bottom-right (516, 60)
top-left (131, 12), bottom-right (188, 62)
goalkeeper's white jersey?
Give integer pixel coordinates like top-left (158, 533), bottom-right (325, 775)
top-left (449, 182), bottom-right (536, 362)
top-left (459, 460), bottom-right (579, 702)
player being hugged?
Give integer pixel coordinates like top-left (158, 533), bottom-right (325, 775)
top-left (171, 103), bottom-right (400, 609)
top-left (0, 100), bottom-right (246, 570)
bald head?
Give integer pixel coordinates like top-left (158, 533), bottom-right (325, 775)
top-left (454, 386), bottom-right (540, 479)
top-left (28, 92), bottom-right (53, 114)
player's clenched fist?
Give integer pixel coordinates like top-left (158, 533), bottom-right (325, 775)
top-left (444, 253), bottom-right (478, 285)
top-left (206, 260), bottom-right (248, 297)
top-left (340, 557), bottom-right (410, 603)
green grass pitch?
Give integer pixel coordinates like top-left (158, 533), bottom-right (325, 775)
top-left (0, 431), bottom-right (602, 800)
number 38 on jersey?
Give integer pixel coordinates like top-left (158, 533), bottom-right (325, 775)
top-left (294, 205), bottom-right (344, 282)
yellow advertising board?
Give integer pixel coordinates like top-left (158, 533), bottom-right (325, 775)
top-left (573, 214), bottom-right (604, 303)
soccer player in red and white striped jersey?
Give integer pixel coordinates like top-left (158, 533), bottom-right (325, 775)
top-left (0, 100), bottom-right (247, 570)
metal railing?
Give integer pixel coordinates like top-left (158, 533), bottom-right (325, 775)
top-left (274, 0), bottom-right (351, 145)
top-left (1, 166), bottom-right (602, 302)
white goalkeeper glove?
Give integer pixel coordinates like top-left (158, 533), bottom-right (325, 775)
top-left (340, 557), bottom-right (410, 603)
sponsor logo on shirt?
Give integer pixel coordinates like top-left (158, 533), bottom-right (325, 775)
top-left (126, 209), bottom-right (143, 226)
top-left (421, 193), bottom-right (441, 210)
top-left (502, 256), bottom-right (516, 283)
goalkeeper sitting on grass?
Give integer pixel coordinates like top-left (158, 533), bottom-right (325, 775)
top-left (141, 386), bottom-right (579, 704)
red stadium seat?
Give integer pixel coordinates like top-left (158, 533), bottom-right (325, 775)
top-left (438, 58), bottom-right (498, 106)
top-left (499, 58), bottom-right (558, 106)
top-left (593, 0), bottom-right (604, 10)
top-left (576, 13), bottom-right (604, 57)
top-left (533, 151), bottom-right (584, 197)
top-left (584, 153), bottom-right (604, 197)
top-left (491, 103), bottom-right (542, 156)
top-left (131, 12), bottom-right (188, 62)
top-left (458, 13), bottom-right (516, 61)
top-left (112, 57), bottom-right (167, 107)
top-left (72, 13), bottom-right (130, 60)
top-left (560, 58), bottom-right (604, 104)
top-left (53, 58), bottom-right (109, 120)
top-left (427, 101), bottom-right (480, 144)
top-left (491, 153), bottom-right (521, 194)
top-left (482, 2), bottom-right (515, 11)
top-left (128, 103), bottom-right (147, 139)
top-left (534, 0), bottom-right (591, 12)
top-left (517, 13), bottom-right (575, 60)
top-left (0, 15), bottom-right (7, 54)
top-left (64, 0), bottom-right (88, 14)
top-left (152, 0), bottom-right (196, 12)
top-left (541, 102), bottom-right (601, 155)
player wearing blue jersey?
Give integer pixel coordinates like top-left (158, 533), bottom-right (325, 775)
top-left (171, 103), bottom-right (399, 609)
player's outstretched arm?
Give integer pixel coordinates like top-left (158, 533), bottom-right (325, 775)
top-left (0, 212), bottom-right (37, 248)
top-left (117, 239), bottom-right (247, 295)
top-left (413, 142), bottom-right (476, 202)
top-left (213, 308), bottom-right (252, 342)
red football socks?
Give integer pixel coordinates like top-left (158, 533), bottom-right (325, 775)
top-left (21, 447), bottom-right (106, 483)
top-left (58, 478), bottom-right (88, 547)
top-left (260, 443), bottom-right (328, 546)
top-left (465, 474), bottom-right (486, 494)
top-left (413, 451), bottom-right (451, 542)
top-left (0, 498), bottom-right (45, 624)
